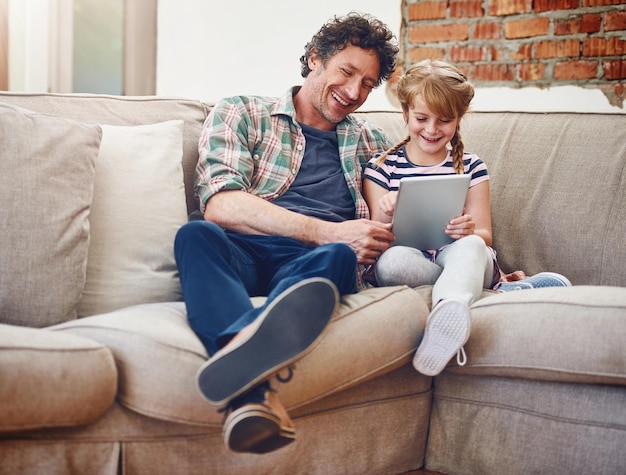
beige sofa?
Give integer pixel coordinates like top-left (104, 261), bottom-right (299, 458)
top-left (0, 92), bottom-right (624, 475)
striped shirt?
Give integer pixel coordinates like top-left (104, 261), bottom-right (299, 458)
top-left (195, 87), bottom-right (393, 219)
top-left (364, 145), bottom-right (489, 190)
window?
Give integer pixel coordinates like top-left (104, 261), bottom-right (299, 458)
top-left (52, 0), bottom-right (156, 95)
top-left (0, 0), bottom-right (7, 91)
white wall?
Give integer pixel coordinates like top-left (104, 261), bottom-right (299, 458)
top-left (156, 0), bottom-right (401, 110)
top-left (156, 0), bottom-right (624, 113)
top-left (7, 0), bottom-right (623, 113)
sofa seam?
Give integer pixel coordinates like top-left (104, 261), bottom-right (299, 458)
top-left (472, 299), bottom-right (626, 311)
top-left (433, 393), bottom-right (626, 431)
top-left (295, 390), bottom-right (432, 421)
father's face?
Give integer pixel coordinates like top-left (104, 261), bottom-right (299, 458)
top-left (307, 44), bottom-right (381, 127)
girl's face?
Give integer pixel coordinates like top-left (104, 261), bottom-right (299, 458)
top-left (404, 94), bottom-right (459, 164)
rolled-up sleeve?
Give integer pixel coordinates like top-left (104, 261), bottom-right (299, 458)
top-left (194, 99), bottom-right (256, 212)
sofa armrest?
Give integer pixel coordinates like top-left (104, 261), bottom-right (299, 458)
top-left (0, 324), bottom-right (117, 433)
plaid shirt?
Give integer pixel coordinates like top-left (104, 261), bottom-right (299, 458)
top-left (195, 87), bottom-right (393, 220)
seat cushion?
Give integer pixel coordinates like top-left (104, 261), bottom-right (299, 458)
top-left (0, 324), bottom-right (117, 433)
top-left (453, 286), bottom-right (626, 385)
top-left (52, 285), bottom-right (430, 426)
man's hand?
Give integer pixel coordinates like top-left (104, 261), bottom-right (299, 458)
top-left (317, 219), bottom-right (394, 265)
top-left (205, 190), bottom-right (395, 265)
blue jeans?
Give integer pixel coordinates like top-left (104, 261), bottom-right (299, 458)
top-left (174, 220), bottom-right (358, 355)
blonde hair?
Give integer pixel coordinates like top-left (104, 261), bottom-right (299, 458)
top-left (376, 59), bottom-right (474, 174)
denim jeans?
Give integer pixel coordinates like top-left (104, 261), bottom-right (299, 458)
top-left (174, 220), bottom-right (358, 355)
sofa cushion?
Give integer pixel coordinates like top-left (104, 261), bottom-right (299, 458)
top-left (0, 103), bottom-right (101, 327)
top-left (0, 323), bottom-right (117, 433)
top-left (426, 372), bottom-right (626, 475)
top-left (454, 286), bottom-right (626, 385)
top-left (0, 92), bottom-right (209, 214)
top-left (52, 285), bottom-right (430, 426)
top-left (461, 112), bottom-right (626, 286)
top-left (78, 120), bottom-right (187, 317)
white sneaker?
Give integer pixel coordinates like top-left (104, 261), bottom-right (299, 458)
top-left (496, 272), bottom-right (572, 292)
top-left (413, 298), bottom-right (470, 376)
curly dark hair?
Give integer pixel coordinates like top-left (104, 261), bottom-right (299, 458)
top-left (299, 12), bottom-right (399, 87)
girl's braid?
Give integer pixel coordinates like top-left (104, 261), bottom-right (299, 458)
top-left (450, 125), bottom-right (465, 174)
top-left (374, 135), bottom-right (411, 167)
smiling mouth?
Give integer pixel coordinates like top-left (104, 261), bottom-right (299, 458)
top-left (420, 135), bottom-right (441, 143)
top-left (331, 91), bottom-right (350, 107)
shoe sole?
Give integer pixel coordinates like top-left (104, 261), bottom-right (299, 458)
top-left (196, 277), bottom-right (339, 405)
top-left (224, 406), bottom-right (296, 454)
top-left (413, 299), bottom-right (470, 377)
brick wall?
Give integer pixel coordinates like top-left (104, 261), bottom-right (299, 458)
top-left (400, 0), bottom-right (626, 107)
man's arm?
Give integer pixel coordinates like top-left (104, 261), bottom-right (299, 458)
top-left (204, 190), bottom-right (394, 265)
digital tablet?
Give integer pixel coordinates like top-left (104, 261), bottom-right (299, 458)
top-left (391, 174), bottom-right (471, 250)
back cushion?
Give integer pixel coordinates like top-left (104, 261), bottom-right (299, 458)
top-left (0, 103), bottom-right (101, 326)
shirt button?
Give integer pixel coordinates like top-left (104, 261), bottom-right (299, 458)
top-left (296, 144), bottom-right (303, 151)
top-left (253, 154), bottom-right (260, 161)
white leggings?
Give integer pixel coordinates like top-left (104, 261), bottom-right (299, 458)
top-left (374, 235), bottom-right (495, 306)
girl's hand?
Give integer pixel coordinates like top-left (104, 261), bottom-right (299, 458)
top-left (378, 191), bottom-right (398, 218)
top-left (445, 213), bottom-right (476, 240)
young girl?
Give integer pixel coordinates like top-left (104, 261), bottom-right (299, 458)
top-left (364, 59), bottom-right (570, 376)
top-left (364, 59), bottom-right (503, 376)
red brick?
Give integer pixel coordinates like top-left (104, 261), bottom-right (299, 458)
top-left (555, 17), bottom-right (580, 36)
top-left (408, 47), bottom-right (447, 63)
top-left (554, 60), bottom-right (599, 80)
top-left (583, 0), bottom-right (626, 6)
top-left (490, 46), bottom-right (505, 61)
top-left (603, 59), bottom-right (626, 79)
top-left (605, 10), bottom-right (626, 32)
top-left (511, 43), bottom-right (534, 60)
top-left (505, 17), bottom-right (550, 39)
top-left (488, 0), bottom-right (532, 16)
top-left (583, 37), bottom-right (626, 56)
top-left (408, 1), bottom-right (448, 21)
top-left (450, 0), bottom-right (484, 18)
top-left (472, 63), bottom-right (516, 81)
top-left (450, 45), bottom-right (489, 62)
top-left (535, 0), bottom-right (579, 13)
top-left (473, 21), bottom-right (502, 39)
top-left (535, 39), bottom-right (581, 59)
top-left (518, 62), bottom-right (546, 81)
top-left (581, 13), bottom-right (603, 33)
top-left (409, 23), bottom-right (470, 44)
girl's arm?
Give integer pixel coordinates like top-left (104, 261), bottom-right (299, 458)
top-left (446, 180), bottom-right (493, 247)
top-left (363, 178), bottom-right (396, 224)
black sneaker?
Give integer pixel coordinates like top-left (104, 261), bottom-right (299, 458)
top-left (196, 277), bottom-right (339, 406)
top-left (222, 383), bottom-right (295, 454)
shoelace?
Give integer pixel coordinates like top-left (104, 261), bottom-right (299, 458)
top-left (217, 365), bottom-right (296, 423)
top-left (456, 347), bottom-right (467, 366)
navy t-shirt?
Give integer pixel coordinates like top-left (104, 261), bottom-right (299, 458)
top-left (272, 122), bottom-right (355, 222)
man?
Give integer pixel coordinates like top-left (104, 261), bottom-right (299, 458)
top-left (174, 12), bottom-right (399, 454)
